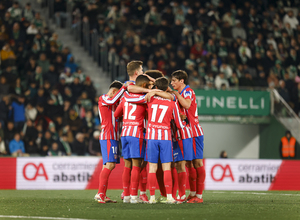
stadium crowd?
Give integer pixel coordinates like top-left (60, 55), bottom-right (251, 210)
top-left (1, 0), bottom-right (300, 157)
top-left (0, 0), bottom-right (100, 157)
top-left (71, 0), bottom-right (300, 114)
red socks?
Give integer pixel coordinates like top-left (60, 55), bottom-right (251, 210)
top-left (187, 167), bottom-right (197, 192)
top-left (139, 166), bottom-right (147, 192)
top-left (156, 167), bottom-right (166, 197)
top-left (122, 167), bottom-right (131, 196)
top-left (163, 170), bottom-right (172, 195)
top-left (196, 166), bottom-right (206, 195)
top-left (171, 167), bottom-right (178, 198)
top-left (98, 168), bottom-right (111, 195)
top-left (148, 173), bottom-right (156, 196)
top-left (178, 172), bottom-right (187, 198)
top-left (131, 166), bottom-right (140, 196)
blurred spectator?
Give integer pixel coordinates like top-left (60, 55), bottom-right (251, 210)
top-left (10, 95), bottom-right (26, 132)
top-left (283, 10), bottom-right (299, 29)
top-left (220, 150), bottom-right (228, 158)
top-left (72, 132), bottom-right (86, 156)
top-left (48, 141), bottom-right (62, 156)
top-left (9, 133), bottom-right (28, 157)
top-left (215, 72), bottom-right (229, 90)
top-left (88, 130), bottom-right (101, 156)
top-left (54, 0), bottom-right (67, 28)
top-left (60, 134), bottom-right (71, 155)
top-left (0, 136), bottom-right (8, 155)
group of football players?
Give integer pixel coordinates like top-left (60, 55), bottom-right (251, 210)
top-left (94, 60), bottom-right (205, 204)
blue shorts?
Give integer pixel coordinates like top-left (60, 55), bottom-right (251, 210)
top-left (192, 136), bottom-right (204, 159)
top-left (146, 140), bottom-right (173, 163)
top-left (121, 136), bottom-right (145, 159)
top-left (100, 139), bottom-right (120, 165)
top-left (173, 138), bottom-right (193, 162)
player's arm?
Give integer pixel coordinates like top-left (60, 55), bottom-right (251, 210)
top-left (172, 101), bottom-right (186, 129)
top-left (172, 90), bottom-right (191, 109)
top-left (127, 84), bottom-right (152, 94)
top-left (102, 85), bottom-right (127, 105)
top-left (114, 98), bottom-right (124, 118)
top-left (145, 91), bottom-right (174, 102)
top-left (124, 91), bottom-right (146, 104)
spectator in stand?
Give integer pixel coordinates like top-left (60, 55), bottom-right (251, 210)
top-left (60, 134), bottom-right (71, 155)
top-left (48, 141), bottom-right (62, 156)
top-left (72, 132), bottom-right (86, 156)
top-left (10, 95), bottom-right (26, 132)
top-left (283, 10), bottom-right (299, 30)
top-left (88, 130), bottom-right (101, 156)
top-left (54, 0), bottom-right (67, 28)
top-left (220, 151), bottom-right (228, 158)
top-left (215, 72), bottom-right (229, 90)
top-left (9, 133), bottom-right (28, 157)
top-left (0, 136), bottom-right (8, 155)
top-left (0, 96), bottom-right (9, 126)
top-left (232, 20), bottom-right (246, 40)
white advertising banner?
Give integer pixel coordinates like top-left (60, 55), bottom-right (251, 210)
top-left (205, 159), bottom-right (282, 191)
top-left (16, 157), bottom-right (100, 189)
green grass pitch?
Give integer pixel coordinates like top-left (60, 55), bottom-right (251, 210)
top-left (0, 190), bottom-right (299, 220)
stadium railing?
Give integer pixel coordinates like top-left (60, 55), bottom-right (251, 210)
top-left (63, 0), bottom-right (127, 83)
top-left (271, 89), bottom-right (300, 143)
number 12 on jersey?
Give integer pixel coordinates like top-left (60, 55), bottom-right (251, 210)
top-left (150, 104), bottom-right (168, 123)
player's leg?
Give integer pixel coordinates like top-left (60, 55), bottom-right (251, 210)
top-left (188, 136), bottom-right (205, 204)
top-left (173, 139), bottom-right (187, 201)
top-left (156, 160), bottom-right (167, 198)
top-left (139, 160), bottom-right (148, 201)
top-left (121, 137), bottom-right (132, 203)
top-left (139, 136), bottom-right (148, 199)
top-left (127, 137), bottom-right (145, 202)
top-left (97, 139), bottom-right (120, 203)
top-left (130, 137), bottom-right (144, 203)
top-left (171, 162), bottom-right (178, 199)
top-left (186, 137), bottom-right (197, 200)
top-left (147, 140), bottom-right (159, 204)
top-left (160, 141), bottom-right (179, 204)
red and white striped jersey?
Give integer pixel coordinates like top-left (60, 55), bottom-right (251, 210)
top-left (98, 85), bottom-right (126, 140)
top-left (171, 102), bottom-right (193, 140)
top-left (146, 96), bottom-right (185, 141)
top-left (180, 85), bottom-right (204, 137)
top-left (114, 95), bottom-right (147, 139)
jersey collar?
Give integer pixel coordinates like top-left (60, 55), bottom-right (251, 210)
top-left (180, 85), bottom-right (190, 95)
top-left (124, 80), bottom-right (135, 84)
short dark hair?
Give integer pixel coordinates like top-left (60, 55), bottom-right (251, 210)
top-left (127, 60), bottom-right (143, 76)
top-left (171, 70), bottom-right (188, 84)
top-left (154, 77), bottom-right (169, 91)
top-left (144, 70), bottom-right (163, 79)
top-left (135, 75), bottom-right (150, 88)
top-left (109, 80), bottom-right (123, 90)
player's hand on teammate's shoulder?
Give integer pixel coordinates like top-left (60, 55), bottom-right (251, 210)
top-left (145, 91), bottom-right (156, 102)
top-left (151, 89), bottom-right (162, 93)
top-left (142, 73), bottom-right (155, 82)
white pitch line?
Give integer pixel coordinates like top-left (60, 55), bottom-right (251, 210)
top-left (210, 192), bottom-right (300, 196)
top-left (0, 215), bottom-right (99, 220)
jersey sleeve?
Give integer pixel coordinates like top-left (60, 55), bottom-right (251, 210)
top-left (124, 91), bottom-right (146, 104)
top-left (114, 98), bottom-right (124, 118)
top-left (101, 85), bottom-right (126, 106)
top-left (172, 101), bottom-right (186, 130)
